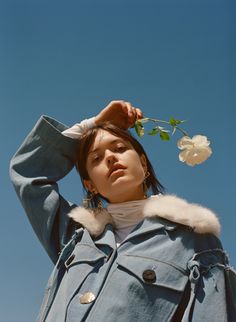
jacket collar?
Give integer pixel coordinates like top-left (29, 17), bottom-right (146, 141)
top-left (68, 194), bottom-right (221, 238)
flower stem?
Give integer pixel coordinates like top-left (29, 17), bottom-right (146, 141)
top-left (142, 117), bottom-right (189, 137)
top-left (175, 126), bottom-right (189, 137)
top-left (144, 117), bottom-right (170, 125)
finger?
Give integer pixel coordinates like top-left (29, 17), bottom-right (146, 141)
top-left (108, 100), bottom-right (126, 113)
top-left (125, 102), bottom-right (136, 117)
top-left (130, 106), bottom-right (142, 120)
top-left (121, 101), bottom-right (129, 115)
top-left (123, 102), bottom-right (131, 118)
top-left (110, 100), bottom-right (125, 106)
top-left (125, 102), bottom-right (132, 115)
top-left (135, 108), bottom-right (143, 119)
top-left (125, 102), bottom-right (136, 123)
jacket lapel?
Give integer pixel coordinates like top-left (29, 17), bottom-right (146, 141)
top-left (94, 224), bottom-right (117, 253)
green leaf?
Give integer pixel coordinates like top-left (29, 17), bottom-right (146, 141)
top-left (148, 128), bottom-right (159, 136)
top-left (169, 118), bottom-right (182, 126)
top-left (157, 126), bottom-right (169, 132)
top-left (160, 131), bottom-right (170, 141)
top-left (134, 121), bottom-right (144, 137)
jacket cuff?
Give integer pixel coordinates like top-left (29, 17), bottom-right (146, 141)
top-left (31, 115), bottom-right (79, 161)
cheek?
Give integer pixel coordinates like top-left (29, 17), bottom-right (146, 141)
top-left (127, 153), bottom-right (146, 177)
top-left (134, 164), bottom-right (145, 179)
top-left (88, 167), bottom-right (109, 196)
top-left (87, 165), bottom-right (107, 186)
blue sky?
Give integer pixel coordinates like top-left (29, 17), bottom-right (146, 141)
top-left (1, 0), bottom-right (235, 321)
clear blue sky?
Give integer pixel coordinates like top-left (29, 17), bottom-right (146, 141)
top-left (1, 0), bottom-right (235, 321)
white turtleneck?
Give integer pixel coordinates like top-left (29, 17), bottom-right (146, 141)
top-left (107, 198), bottom-right (151, 245)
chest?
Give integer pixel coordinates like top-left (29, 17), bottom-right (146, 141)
top-left (40, 221), bottom-right (194, 322)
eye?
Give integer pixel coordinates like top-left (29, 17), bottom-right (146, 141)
top-left (115, 145), bottom-right (127, 152)
top-left (91, 154), bottom-right (101, 163)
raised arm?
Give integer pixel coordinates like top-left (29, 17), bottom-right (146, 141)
top-left (9, 116), bottom-right (81, 263)
top-left (62, 100), bottom-right (142, 139)
top-left (9, 101), bottom-right (142, 263)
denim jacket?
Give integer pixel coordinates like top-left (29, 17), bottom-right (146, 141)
top-left (10, 116), bottom-right (236, 322)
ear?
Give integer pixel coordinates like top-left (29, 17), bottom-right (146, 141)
top-left (140, 154), bottom-right (148, 173)
top-left (83, 179), bottom-right (98, 194)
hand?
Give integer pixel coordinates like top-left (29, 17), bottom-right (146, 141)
top-left (95, 100), bottom-right (143, 130)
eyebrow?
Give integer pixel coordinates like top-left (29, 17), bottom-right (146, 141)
top-left (88, 139), bottom-right (126, 155)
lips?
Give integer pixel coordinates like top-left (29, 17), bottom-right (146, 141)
top-left (108, 164), bottom-right (126, 177)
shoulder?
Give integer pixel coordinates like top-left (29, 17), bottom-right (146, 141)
top-left (142, 194), bottom-right (221, 237)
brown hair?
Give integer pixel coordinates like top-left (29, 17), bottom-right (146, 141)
top-left (75, 122), bottom-right (165, 208)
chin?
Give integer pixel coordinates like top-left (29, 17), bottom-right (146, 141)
top-left (110, 174), bottom-right (132, 185)
top-left (109, 176), bottom-right (142, 193)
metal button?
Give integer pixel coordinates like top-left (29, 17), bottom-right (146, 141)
top-left (80, 292), bottom-right (96, 304)
top-left (142, 269), bottom-right (156, 283)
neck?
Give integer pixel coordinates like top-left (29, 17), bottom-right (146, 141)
top-left (107, 198), bottom-right (149, 231)
top-left (108, 187), bottom-right (146, 204)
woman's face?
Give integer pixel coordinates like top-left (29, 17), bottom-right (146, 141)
top-left (84, 129), bottom-right (147, 203)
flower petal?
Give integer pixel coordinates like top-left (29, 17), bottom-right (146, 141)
top-left (177, 136), bottom-right (194, 150)
top-left (192, 135), bottom-right (211, 147)
top-left (179, 150), bottom-right (191, 162)
top-left (179, 146), bottom-right (212, 166)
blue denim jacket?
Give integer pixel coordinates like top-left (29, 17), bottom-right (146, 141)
top-left (10, 116), bottom-right (236, 322)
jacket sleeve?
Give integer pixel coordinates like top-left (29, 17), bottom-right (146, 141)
top-left (9, 115), bottom-right (80, 264)
top-left (181, 234), bottom-right (236, 322)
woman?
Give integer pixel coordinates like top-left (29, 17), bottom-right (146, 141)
top-left (10, 100), bottom-right (235, 321)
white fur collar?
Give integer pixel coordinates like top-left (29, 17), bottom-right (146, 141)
top-left (68, 194), bottom-right (221, 238)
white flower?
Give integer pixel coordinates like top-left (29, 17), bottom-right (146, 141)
top-left (177, 135), bottom-right (212, 166)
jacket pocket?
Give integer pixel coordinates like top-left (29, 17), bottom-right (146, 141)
top-left (117, 254), bottom-right (188, 291)
top-left (109, 254), bottom-right (189, 322)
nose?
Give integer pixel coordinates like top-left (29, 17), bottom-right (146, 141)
top-left (105, 150), bottom-right (118, 166)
